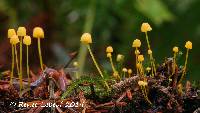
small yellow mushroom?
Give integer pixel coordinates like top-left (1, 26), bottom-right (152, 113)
top-left (173, 46), bottom-right (179, 53)
top-left (138, 55), bottom-right (144, 62)
top-left (141, 23), bottom-right (152, 32)
top-left (116, 54), bottom-right (124, 62)
top-left (128, 69), bottom-right (132, 77)
top-left (8, 29), bottom-right (16, 38)
top-left (179, 41), bottom-right (192, 83)
top-left (17, 27), bottom-right (26, 36)
top-left (80, 33), bottom-right (92, 44)
top-left (10, 35), bottom-right (20, 44)
top-left (185, 41), bottom-right (192, 49)
top-left (148, 49), bottom-right (152, 55)
top-left (33, 27), bottom-right (45, 71)
top-left (138, 80), bottom-right (152, 105)
top-left (17, 27), bottom-right (26, 93)
top-left (73, 61), bottom-right (79, 67)
top-left (132, 39), bottom-right (141, 48)
top-left (132, 39), bottom-right (141, 75)
top-left (80, 33), bottom-right (109, 89)
top-left (9, 34), bottom-right (19, 84)
top-left (106, 46), bottom-right (120, 80)
top-left (106, 46), bottom-right (113, 53)
top-left (23, 35), bottom-right (31, 93)
top-left (33, 27), bottom-right (44, 38)
top-left (171, 46), bottom-right (179, 76)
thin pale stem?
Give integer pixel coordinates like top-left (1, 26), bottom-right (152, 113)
top-left (142, 86), bottom-right (152, 105)
top-left (145, 32), bottom-right (156, 75)
top-left (145, 32), bottom-right (151, 50)
top-left (173, 53), bottom-right (176, 75)
top-left (179, 49), bottom-right (189, 83)
top-left (26, 46), bottom-right (30, 94)
top-left (19, 37), bottom-right (23, 93)
top-left (109, 56), bottom-right (116, 72)
top-left (38, 38), bottom-right (44, 71)
top-left (87, 45), bottom-right (110, 89)
top-left (135, 48), bottom-right (139, 75)
top-left (10, 45), bottom-right (15, 85)
top-left (14, 45), bottom-right (20, 75)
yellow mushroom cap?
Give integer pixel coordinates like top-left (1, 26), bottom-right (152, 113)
top-left (135, 49), bottom-right (140, 55)
top-left (138, 55), bottom-right (144, 62)
top-left (106, 46), bottom-right (113, 53)
top-left (146, 67), bottom-right (151, 71)
top-left (185, 41), bottom-right (192, 49)
top-left (73, 61), bottom-right (79, 67)
top-left (173, 46), bottom-right (179, 53)
top-left (113, 71), bottom-right (119, 78)
top-left (10, 35), bottom-right (20, 45)
top-left (138, 81), bottom-right (144, 86)
top-left (128, 69), bottom-right (132, 74)
top-left (23, 36), bottom-right (31, 45)
top-left (143, 81), bottom-right (148, 86)
top-left (122, 68), bottom-right (128, 72)
top-left (80, 33), bottom-right (92, 44)
top-left (116, 54), bottom-right (124, 62)
top-left (148, 49), bottom-right (152, 55)
top-left (138, 80), bottom-right (148, 86)
top-left (107, 53), bottom-right (112, 57)
top-left (132, 39), bottom-right (141, 48)
top-left (33, 27), bottom-right (44, 38)
top-left (17, 27), bottom-right (26, 36)
top-left (141, 23), bottom-right (152, 32)
top-left (8, 29), bottom-right (16, 38)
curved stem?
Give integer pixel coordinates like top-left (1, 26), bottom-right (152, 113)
top-left (87, 45), bottom-right (109, 89)
top-left (14, 45), bottom-right (20, 75)
top-left (145, 32), bottom-right (151, 50)
top-left (10, 45), bottom-right (15, 85)
top-left (38, 38), bottom-right (44, 71)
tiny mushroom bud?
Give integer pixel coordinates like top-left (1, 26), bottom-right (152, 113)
top-left (132, 39), bottom-right (141, 48)
top-left (17, 27), bottom-right (26, 36)
top-left (148, 49), bottom-right (152, 55)
top-left (73, 62), bottom-right (79, 67)
top-left (8, 29), bottom-right (16, 38)
top-left (107, 53), bottom-right (112, 57)
top-left (141, 23), bottom-right (152, 32)
top-left (128, 69), bottom-right (132, 74)
top-left (138, 55), bottom-right (144, 62)
top-left (122, 68), bottom-right (128, 72)
top-left (138, 80), bottom-right (144, 86)
top-left (23, 36), bottom-right (31, 46)
top-left (33, 27), bottom-right (44, 38)
top-left (185, 41), bottom-right (192, 49)
top-left (173, 46), bottom-right (179, 53)
top-left (116, 54), bottom-right (124, 62)
top-left (80, 33), bottom-right (92, 44)
top-left (10, 35), bottom-right (20, 45)
top-left (135, 49), bottom-right (140, 55)
top-left (106, 46), bottom-right (113, 53)
top-left (146, 67), bottom-right (151, 71)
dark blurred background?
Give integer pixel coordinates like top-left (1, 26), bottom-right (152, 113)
top-left (0, 0), bottom-right (199, 80)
